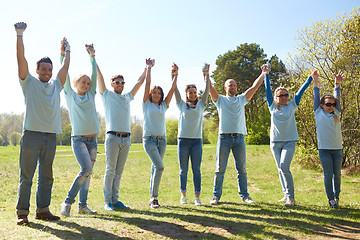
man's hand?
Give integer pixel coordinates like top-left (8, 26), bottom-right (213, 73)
top-left (14, 22), bottom-right (27, 36)
top-left (146, 58), bottom-right (155, 68)
top-left (85, 44), bottom-right (95, 57)
top-left (63, 37), bottom-right (71, 52)
top-left (202, 63), bottom-right (210, 76)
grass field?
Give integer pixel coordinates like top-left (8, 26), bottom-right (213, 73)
top-left (0, 143), bottom-right (359, 239)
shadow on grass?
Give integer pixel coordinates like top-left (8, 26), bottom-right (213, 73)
top-left (27, 221), bottom-right (131, 240)
top-left (94, 202), bottom-right (360, 240)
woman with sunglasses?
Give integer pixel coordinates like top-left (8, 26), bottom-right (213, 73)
top-left (313, 70), bottom-right (344, 208)
top-left (142, 60), bottom-right (178, 208)
top-left (60, 43), bottom-right (99, 216)
top-left (264, 65), bottom-right (316, 207)
top-left (174, 63), bottom-right (210, 206)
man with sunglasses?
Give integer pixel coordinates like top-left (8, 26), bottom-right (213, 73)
top-left (97, 60), bottom-right (148, 210)
top-left (209, 64), bottom-right (268, 205)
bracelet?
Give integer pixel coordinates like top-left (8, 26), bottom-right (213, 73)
top-left (66, 50), bottom-right (70, 53)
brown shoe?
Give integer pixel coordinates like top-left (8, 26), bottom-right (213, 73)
top-left (35, 211), bottom-right (60, 221)
top-left (17, 215), bottom-right (29, 225)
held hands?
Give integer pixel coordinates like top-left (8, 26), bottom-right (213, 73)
top-left (261, 62), bottom-right (271, 74)
top-left (146, 58), bottom-right (155, 69)
top-left (14, 22), bottom-right (27, 36)
top-left (61, 37), bottom-right (71, 53)
top-left (85, 44), bottom-right (95, 58)
top-left (171, 63), bottom-right (179, 77)
top-left (311, 70), bottom-right (319, 86)
top-left (202, 63), bottom-right (210, 76)
top-left (334, 70), bottom-right (344, 84)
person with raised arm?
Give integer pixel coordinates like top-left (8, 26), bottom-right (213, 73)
top-left (209, 64), bottom-right (267, 205)
top-left (14, 22), bottom-right (70, 225)
top-left (142, 60), bottom-right (178, 208)
top-left (60, 43), bottom-right (99, 217)
top-left (264, 65), bottom-right (316, 207)
top-left (98, 58), bottom-right (147, 211)
top-left (174, 63), bottom-right (210, 206)
top-left (313, 70), bottom-right (344, 208)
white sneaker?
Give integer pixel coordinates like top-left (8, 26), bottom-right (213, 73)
top-left (180, 195), bottom-right (188, 204)
top-left (329, 199), bottom-right (338, 208)
top-left (243, 197), bottom-right (254, 204)
top-left (285, 197), bottom-right (295, 207)
top-left (210, 196), bottom-right (219, 205)
top-left (278, 196), bottom-right (287, 202)
top-left (61, 202), bottom-right (71, 217)
top-left (194, 197), bottom-right (202, 206)
top-left (79, 206), bottom-right (97, 214)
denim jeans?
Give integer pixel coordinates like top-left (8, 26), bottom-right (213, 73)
top-left (213, 134), bottom-right (249, 200)
top-left (178, 138), bottom-right (202, 194)
top-left (143, 136), bottom-right (166, 198)
top-left (64, 136), bottom-right (97, 207)
top-left (270, 141), bottom-right (296, 198)
top-left (103, 133), bottom-right (131, 204)
top-left (16, 130), bottom-right (57, 215)
top-left (319, 149), bottom-right (343, 200)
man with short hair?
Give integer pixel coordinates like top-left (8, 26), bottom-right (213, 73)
top-left (209, 64), bottom-right (268, 205)
top-left (14, 22), bottom-right (70, 225)
top-left (97, 60), bottom-right (147, 210)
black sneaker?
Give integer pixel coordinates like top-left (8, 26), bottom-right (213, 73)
top-left (149, 199), bottom-right (160, 208)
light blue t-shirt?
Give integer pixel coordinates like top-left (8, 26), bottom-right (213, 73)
top-left (269, 99), bottom-right (299, 142)
top-left (143, 100), bottom-right (168, 137)
top-left (63, 57), bottom-right (100, 136)
top-left (101, 90), bottom-right (133, 133)
top-left (314, 107), bottom-right (342, 149)
top-left (177, 100), bottom-right (206, 138)
top-left (214, 94), bottom-right (248, 135)
top-left (20, 73), bottom-right (62, 134)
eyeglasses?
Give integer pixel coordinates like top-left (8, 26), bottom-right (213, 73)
top-left (113, 81), bottom-right (125, 85)
top-left (324, 102), bottom-right (336, 107)
top-left (186, 84), bottom-right (196, 89)
top-left (276, 93), bottom-right (289, 98)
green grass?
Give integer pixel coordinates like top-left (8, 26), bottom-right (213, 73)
top-left (0, 144), bottom-right (359, 239)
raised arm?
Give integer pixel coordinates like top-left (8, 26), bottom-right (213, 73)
top-left (57, 38), bottom-right (71, 87)
top-left (172, 64), bottom-right (181, 104)
top-left (96, 63), bottom-right (106, 94)
top-left (15, 22), bottom-right (29, 80)
top-left (60, 42), bottom-right (71, 93)
top-left (85, 44), bottom-right (97, 92)
top-left (202, 63), bottom-right (210, 105)
top-left (244, 64), bottom-right (267, 101)
top-left (295, 70), bottom-right (317, 105)
top-left (164, 63), bottom-right (178, 107)
top-left (143, 58), bottom-right (153, 103)
top-left (131, 68), bottom-right (147, 97)
top-left (334, 70), bottom-right (344, 111)
top-left (313, 71), bottom-right (320, 111)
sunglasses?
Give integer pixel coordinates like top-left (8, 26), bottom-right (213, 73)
top-left (113, 81), bottom-right (125, 85)
top-left (276, 93), bottom-right (289, 98)
top-left (324, 102), bottom-right (336, 107)
top-left (186, 84), bottom-right (196, 89)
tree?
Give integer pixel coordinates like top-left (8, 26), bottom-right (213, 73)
top-left (131, 116), bottom-right (143, 143)
top-left (166, 118), bottom-right (178, 145)
top-left (10, 132), bottom-right (21, 146)
top-left (0, 113), bottom-right (23, 146)
top-left (288, 7), bottom-right (360, 167)
top-left (208, 43), bottom-right (287, 144)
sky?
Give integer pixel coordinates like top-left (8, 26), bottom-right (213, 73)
top-left (0, 0), bottom-right (359, 120)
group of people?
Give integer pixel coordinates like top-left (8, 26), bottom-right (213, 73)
top-left (14, 22), bottom-right (344, 226)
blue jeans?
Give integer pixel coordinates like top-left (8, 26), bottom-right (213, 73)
top-left (213, 134), bottom-right (249, 200)
top-left (177, 138), bottom-right (202, 194)
top-left (319, 149), bottom-right (343, 200)
top-left (64, 136), bottom-right (97, 207)
top-left (103, 133), bottom-right (131, 204)
top-left (143, 136), bottom-right (166, 198)
top-left (270, 141), bottom-right (296, 198)
top-left (16, 130), bottom-right (57, 215)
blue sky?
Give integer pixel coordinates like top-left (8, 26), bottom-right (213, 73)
top-left (1, 0), bottom-right (359, 119)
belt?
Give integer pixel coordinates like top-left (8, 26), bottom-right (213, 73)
top-left (107, 131), bottom-right (131, 138)
top-left (221, 133), bottom-right (242, 137)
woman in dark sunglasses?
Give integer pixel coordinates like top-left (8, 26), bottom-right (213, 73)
top-left (173, 63), bottom-right (210, 206)
top-left (313, 70), bottom-right (344, 208)
top-left (264, 65), bottom-right (317, 207)
top-left (142, 60), bottom-right (178, 209)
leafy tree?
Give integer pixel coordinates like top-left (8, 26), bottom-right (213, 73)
top-left (0, 135), bottom-right (4, 146)
top-left (10, 132), bottom-right (21, 146)
top-left (131, 116), bottom-right (143, 143)
top-left (207, 43), bottom-right (287, 144)
top-left (289, 7), bottom-right (360, 167)
top-left (0, 113), bottom-right (23, 146)
top-left (166, 118), bottom-right (178, 145)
